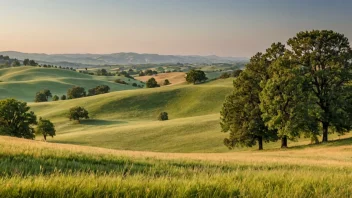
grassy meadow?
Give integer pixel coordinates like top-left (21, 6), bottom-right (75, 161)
top-left (0, 66), bottom-right (141, 101)
top-left (1, 136), bottom-right (352, 197)
top-left (1, 66), bottom-right (352, 197)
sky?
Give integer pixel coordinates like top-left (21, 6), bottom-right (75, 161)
top-left (0, 0), bottom-right (351, 57)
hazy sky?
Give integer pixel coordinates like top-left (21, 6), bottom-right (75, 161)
top-left (0, 0), bottom-right (351, 57)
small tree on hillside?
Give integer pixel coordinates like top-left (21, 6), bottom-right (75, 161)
top-left (23, 59), bottom-right (30, 66)
top-left (186, 70), bottom-right (207, 84)
top-left (163, 79), bottom-right (171, 85)
top-left (158, 112), bottom-right (168, 121)
top-left (41, 89), bottom-right (52, 100)
top-left (146, 78), bottom-right (160, 88)
top-left (61, 95), bottom-right (67, 100)
top-left (52, 95), bottom-right (59, 101)
top-left (67, 86), bottom-right (86, 99)
top-left (35, 92), bottom-right (48, 102)
top-left (68, 106), bottom-right (89, 123)
top-left (36, 117), bottom-right (56, 141)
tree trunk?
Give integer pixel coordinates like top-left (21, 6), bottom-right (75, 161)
top-left (258, 136), bottom-right (263, 150)
top-left (322, 122), bottom-right (329, 142)
top-left (281, 136), bottom-right (288, 148)
top-left (43, 135), bottom-right (47, 141)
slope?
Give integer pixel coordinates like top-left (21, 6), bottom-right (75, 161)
top-left (27, 79), bottom-right (233, 152)
top-left (0, 66), bottom-right (141, 101)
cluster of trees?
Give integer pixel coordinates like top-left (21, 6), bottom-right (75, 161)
top-left (40, 64), bottom-right (76, 71)
top-left (185, 70), bottom-right (208, 84)
top-left (0, 55), bottom-right (21, 67)
top-left (35, 85), bottom-right (111, 102)
top-left (219, 69), bottom-right (243, 79)
top-left (139, 69), bottom-right (158, 76)
top-left (0, 99), bottom-right (55, 141)
top-left (221, 30), bottom-right (352, 150)
top-left (0, 99), bottom-right (91, 141)
top-left (23, 59), bottom-right (38, 66)
top-left (88, 85), bottom-right (110, 96)
top-left (115, 79), bottom-right (144, 88)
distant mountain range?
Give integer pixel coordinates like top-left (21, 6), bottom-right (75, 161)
top-left (0, 51), bottom-right (248, 66)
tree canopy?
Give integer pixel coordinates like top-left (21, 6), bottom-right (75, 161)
top-left (67, 86), bottom-right (86, 99)
top-left (36, 117), bottom-right (56, 141)
top-left (0, 99), bottom-right (37, 139)
top-left (221, 30), bottom-right (352, 149)
top-left (146, 78), bottom-right (160, 88)
top-left (186, 70), bottom-right (207, 84)
top-left (68, 106), bottom-right (89, 123)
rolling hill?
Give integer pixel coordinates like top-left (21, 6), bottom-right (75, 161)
top-left (0, 66), bottom-right (142, 101)
top-left (28, 79), bottom-right (234, 152)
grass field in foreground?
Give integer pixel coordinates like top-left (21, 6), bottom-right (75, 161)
top-left (1, 136), bottom-right (352, 197)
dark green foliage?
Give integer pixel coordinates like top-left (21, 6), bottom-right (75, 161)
top-left (36, 117), bottom-right (56, 141)
top-left (34, 92), bottom-right (48, 102)
top-left (163, 79), bottom-right (171, 85)
top-left (114, 79), bottom-right (128, 85)
top-left (52, 95), bottom-right (59, 101)
top-left (260, 53), bottom-right (319, 148)
top-left (23, 59), bottom-right (30, 66)
top-left (287, 30), bottom-right (352, 142)
top-left (29, 60), bottom-right (37, 66)
top-left (146, 78), bottom-right (160, 88)
top-left (132, 83), bottom-right (138, 87)
top-left (34, 89), bottom-right (52, 102)
top-left (0, 99), bottom-right (37, 139)
top-left (220, 43), bottom-right (285, 150)
top-left (219, 72), bottom-right (231, 79)
top-left (232, 69), bottom-right (243, 77)
top-left (88, 85), bottom-right (110, 96)
top-left (158, 112), bottom-right (168, 121)
top-left (186, 70), bottom-right (207, 84)
top-left (11, 59), bottom-right (21, 67)
top-left (144, 69), bottom-right (158, 76)
top-left (61, 95), bottom-right (67, 100)
top-left (67, 86), bottom-right (86, 99)
top-left (68, 106), bottom-right (89, 123)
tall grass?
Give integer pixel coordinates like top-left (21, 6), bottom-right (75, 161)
top-left (1, 136), bottom-right (352, 197)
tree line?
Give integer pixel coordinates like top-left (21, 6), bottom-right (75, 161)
top-left (35, 85), bottom-right (111, 102)
top-left (221, 30), bottom-right (352, 150)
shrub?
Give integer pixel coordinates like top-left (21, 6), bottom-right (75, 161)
top-left (52, 95), bottom-right (59, 101)
top-left (158, 112), bottom-right (168, 121)
top-left (115, 79), bottom-right (128, 85)
top-left (163, 79), bottom-right (171, 85)
top-left (146, 78), bottom-right (160, 88)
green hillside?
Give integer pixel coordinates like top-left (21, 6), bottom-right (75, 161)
top-left (0, 66), bottom-right (142, 101)
top-left (28, 79), bottom-right (234, 152)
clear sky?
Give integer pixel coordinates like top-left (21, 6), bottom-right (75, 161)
top-left (0, 0), bottom-right (351, 57)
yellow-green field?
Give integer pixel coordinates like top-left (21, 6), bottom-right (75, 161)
top-left (1, 136), bottom-right (352, 197)
top-left (1, 66), bottom-right (352, 197)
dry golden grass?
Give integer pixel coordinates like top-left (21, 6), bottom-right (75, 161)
top-left (135, 72), bottom-right (186, 86)
top-left (2, 136), bottom-right (352, 168)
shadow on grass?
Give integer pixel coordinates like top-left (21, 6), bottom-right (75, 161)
top-left (80, 119), bottom-right (128, 126)
top-left (286, 137), bottom-right (352, 150)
